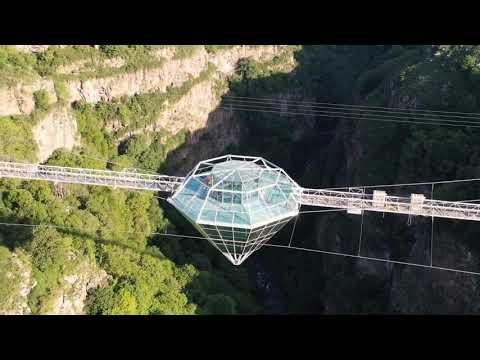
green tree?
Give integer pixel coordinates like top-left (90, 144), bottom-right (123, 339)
top-left (0, 247), bottom-right (25, 314)
top-left (0, 117), bottom-right (37, 161)
top-left (201, 294), bottom-right (237, 315)
top-left (28, 228), bottom-right (73, 313)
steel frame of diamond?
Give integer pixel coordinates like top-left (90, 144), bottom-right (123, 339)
top-left (167, 155), bottom-right (301, 265)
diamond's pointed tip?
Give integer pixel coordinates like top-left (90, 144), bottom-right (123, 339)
top-left (225, 253), bottom-right (250, 266)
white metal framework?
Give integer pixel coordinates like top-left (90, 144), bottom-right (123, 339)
top-left (167, 155), bottom-right (300, 265)
top-left (295, 187), bottom-right (480, 222)
top-left (3, 157), bottom-right (480, 266)
top-left (0, 161), bottom-right (184, 193)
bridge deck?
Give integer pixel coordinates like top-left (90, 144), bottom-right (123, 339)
top-left (2, 161), bottom-right (480, 222)
top-left (0, 161), bottom-right (184, 193)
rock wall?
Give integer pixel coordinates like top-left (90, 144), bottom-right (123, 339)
top-left (166, 109), bottom-right (241, 176)
top-left (0, 253), bottom-right (36, 315)
top-left (2, 46), bottom-right (288, 117)
top-left (15, 45), bottom-right (53, 53)
top-left (66, 57), bottom-right (206, 104)
top-left (0, 79), bottom-right (57, 116)
top-left (32, 107), bottom-right (81, 162)
top-left (0, 45), bottom-right (292, 163)
top-left (42, 257), bottom-right (109, 315)
top-left (65, 46), bottom-right (285, 104)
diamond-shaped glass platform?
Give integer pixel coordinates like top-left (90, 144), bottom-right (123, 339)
top-left (167, 155), bottom-right (300, 265)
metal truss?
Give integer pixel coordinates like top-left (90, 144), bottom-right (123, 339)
top-left (295, 187), bottom-right (480, 222)
top-left (3, 160), bottom-right (480, 222)
top-left (0, 161), bottom-right (184, 193)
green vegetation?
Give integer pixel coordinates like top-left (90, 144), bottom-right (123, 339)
top-left (0, 47), bottom-right (267, 314)
top-left (33, 90), bottom-right (50, 112)
top-left (0, 116), bottom-right (37, 161)
top-left (97, 45), bottom-right (165, 72)
top-left (204, 45), bottom-right (236, 54)
top-left (71, 62), bottom-right (217, 146)
top-left (13, 44), bottom-right (478, 314)
top-left (99, 45), bottom-right (162, 59)
top-left (35, 45), bottom-right (101, 77)
top-left (0, 45), bottom-right (170, 89)
top-left (0, 46), bottom-right (39, 87)
top-left (54, 80), bottom-right (70, 103)
top-left (121, 130), bottom-right (190, 172)
top-left (228, 45), bottom-right (480, 313)
top-left (88, 244), bottom-right (197, 315)
top-left (356, 47), bottom-right (424, 95)
top-left (27, 227), bottom-right (74, 313)
top-left (0, 166), bottom-right (258, 314)
top-left (71, 101), bottom-right (117, 158)
top-left (0, 247), bottom-right (15, 301)
top-left (174, 45), bottom-right (202, 60)
top-left (228, 48), bottom-right (299, 97)
top-left (0, 246), bottom-right (30, 313)
top-left (34, 45), bottom-right (165, 80)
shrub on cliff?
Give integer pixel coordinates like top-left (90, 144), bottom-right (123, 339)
top-left (33, 90), bottom-right (50, 112)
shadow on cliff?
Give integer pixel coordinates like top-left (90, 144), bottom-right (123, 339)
top-left (150, 46), bottom-right (367, 313)
top-left (155, 45), bottom-right (356, 260)
top-left (160, 45), bottom-right (362, 181)
top-left (156, 45), bottom-right (480, 314)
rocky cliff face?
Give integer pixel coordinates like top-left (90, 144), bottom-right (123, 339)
top-left (66, 46), bottom-right (284, 105)
top-left (0, 253), bottom-right (36, 315)
top-left (32, 107), bottom-right (81, 162)
top-left (1, 45), bottom-right (290, 164)
top-left (0, 249), bottom-right (108, 315)
top-left (2, 46), bottom-right (286, 117)
top-left (0, 45), bottom-right (295, 315)
top-left (15, 45), bottom-right (53, 53)
top-left (40, 256), bottom-right (109, 315)
top-left (0, 79), bottom-right (56, 116)
top-left (308, 53), bottom-right (480, 314)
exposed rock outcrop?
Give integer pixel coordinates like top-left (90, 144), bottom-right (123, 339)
top-left (165, 109), bottom-right (241, 176)
top-left (32, 106), bottom-right (81, 162)
top-left (15, 45), bottom-right (53, 53)
top-left (0, 79), bottom-right (57, 116)
top-left (150, 78), bottom-right (225, 135)
top-left (42, 256), bottom-right (109, 315)
top-left (209, 45), bottom-right (290, 74)
top-left (57, 57), bottom-right (126, 75)
top-left (2, 46), bottom-right (289, 117)
top-left (66, 51), bottom-right (209, 104)
top-left (0, 253), bottom-right (37, 315)
top-left (1, 45), bottom-right (293, 169)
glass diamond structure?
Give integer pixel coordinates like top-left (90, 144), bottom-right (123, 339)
top-left (167, 155), bottom-right (300, 265)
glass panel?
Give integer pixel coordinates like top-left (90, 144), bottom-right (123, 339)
top-left (223, 192), bottom-right (233, 203)
top-left (172, 158), bottom-right (299, 257)
top-left (185, 178), bottom-right (202, 193)
top-left (210, 191), bottom-right (222, 202)
top-left (234, 212), bottom-right (250, 226)
top-left (233, 193), bottom-right (241, 204)
top-left (233, 228), bottom-right (249, 242)
top-left (199, 209), bottom-right (215, 223)
top-left (216, 211), bottom-right (233, 224)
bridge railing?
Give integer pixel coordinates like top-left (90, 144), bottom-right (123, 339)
top-left (295, 187), bottom-right (480, 222)
top-left (0, 161), bottom-right (185, 193)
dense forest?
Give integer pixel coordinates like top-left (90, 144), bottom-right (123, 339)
top-left (1, 45), bottom-right (480, 314)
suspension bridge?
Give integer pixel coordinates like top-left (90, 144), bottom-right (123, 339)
top-left (2, 159), bottom-right (480, 222)
top-left (3, 95), bottom-right (480, 270)
top-left (2, 155), bottom-right (480, 267)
